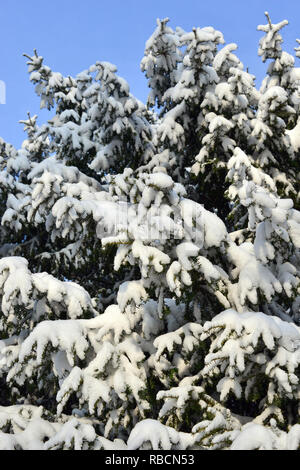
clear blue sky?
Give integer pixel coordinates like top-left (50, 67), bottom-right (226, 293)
top-left (0, 0), bottom-right (299, 148)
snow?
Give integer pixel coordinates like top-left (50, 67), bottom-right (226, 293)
top-left (287, 118), bottom-right (300, 151)
top-left (179, 199), bottom-right (227, 247)
top-left (127, 419), bottom-right (194, 450)
top-left (87, 305), bottom-right (132, 343)
top-left (44, 418), bottom-right (96, 450)
top-left (147, 172), bottom-right (174, 190)
top-left (131, 240), bottom-right (171, 273)
top-left (19, 319), bottom-right (89, 366)
top-left (201, 308), bottom-right (300, 404)
top-left (0, 12), bottom-right (300, 452)
top-left (176, 242), bottom-right (199, 270)
top-left (117, 280), bottom-right (148, 312)
top-left (231, 422), bottom-right (275, 450)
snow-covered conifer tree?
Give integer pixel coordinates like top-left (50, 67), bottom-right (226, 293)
top-left (0, 13), bottom-right (299, 451)
top-left (141, 17), bottom-right (182, 114)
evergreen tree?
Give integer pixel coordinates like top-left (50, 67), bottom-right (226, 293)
top-left (0, 13), bottom-right (299, 450)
